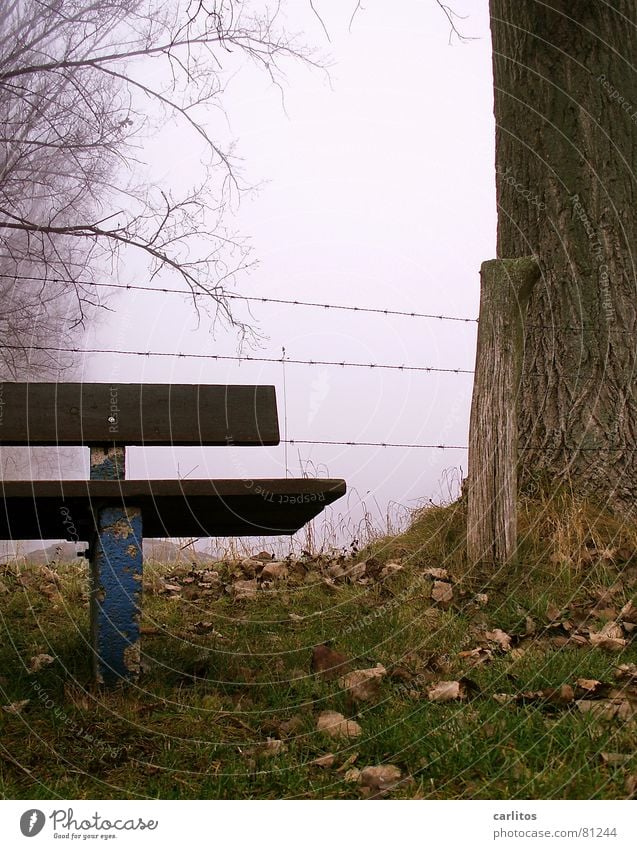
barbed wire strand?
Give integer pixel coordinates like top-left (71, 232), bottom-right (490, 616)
top-left (283, 440), bottom-right (633, 452)
top-left (0, 273), bottom-right (478, 324)
top-left (5, 271), bottom-right (636, 336)
top-left (0, 343), bottom-right (474, 375)
top-left (5, 273), bottom-right (632, 333)
top-left (283, 439), bottom-right (468, 449)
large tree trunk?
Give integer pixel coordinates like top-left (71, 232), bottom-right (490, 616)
top-left (490, 1), bottom-right (637, 511)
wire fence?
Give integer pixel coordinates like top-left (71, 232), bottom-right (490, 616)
top-left (5, 272), bottom-right (635, 333)
top-left (283, 439), bottom-right (468, 450)
top-left (0, 343), bottom-right (474, 375)
top-left (0, 276), bottom-right (477, 456)
top-left (0, 273), bottom-right (479, 324)
top-left (3, 275), bottom-right (630, 457)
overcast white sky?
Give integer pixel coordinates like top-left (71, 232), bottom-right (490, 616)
top-left (78, 0), bottom-right (496, 548)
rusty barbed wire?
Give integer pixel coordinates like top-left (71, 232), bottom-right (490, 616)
top-left (0, 273), bottom-right (478, 324)
top-left (0, 343), bottom-right (473, 375)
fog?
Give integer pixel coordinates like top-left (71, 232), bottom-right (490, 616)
top-left (8, 1), bottom-right (497, 553)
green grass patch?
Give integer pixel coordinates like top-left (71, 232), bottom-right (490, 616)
top-left (1, 494), bottom-right (636, 799)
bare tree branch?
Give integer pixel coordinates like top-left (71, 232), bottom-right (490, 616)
top-left (433, 1), bottom-right (476, 45)
top-left (0, 0), bottom-right (324, 374)
top-left (348, 2), bottom-right (364, 33)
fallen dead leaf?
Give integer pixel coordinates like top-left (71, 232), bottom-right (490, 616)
top-left (358, 764), bottom-right (402, 796)
top-left (547, 685), bottom-right (575, 704)
top-left (599, 621), bottom-right (624, 639)
top-left (509, 648), bottom-right (526, 660)
top-left (327, 563), bottom-right (346, 580)
top-left (546, 601), bottom-right (562, 622)
top-left (311, 645), bottom-right (350, 680)
top-left (485, 629), bottom-right (512, 652)
top-left (576, 678), bottom-right (603, 692)
top-left (626, 774), bottom-right (637, 798)
top-left (620, 601), bottom-right (637, 623)
top-left (427, 680), bottom-right (466, 702)
top-left (388, 665), bottom-right (414, 683)
top-left (589, 624), bottom-right (627, 651)
top-left (312, 753), bottom-right (336, 769)
top-left (338, 665), bottom-right (386, 704)
top-left (230, 579), bottom-right (258, 600)
top-left (316, 710), bottom-right (362, 739)
top-left (364, 557), bottom-right (383, 579)
top-left (254, 551), bottom-right (273, 561)
top-left (424, 568), bottom-right (449, 581)
top-left (458, 647), bottom-right (493, 666)
top-left (615, 664), bottom-right (637, 682)
top-left (262, 738), bottom-right (287, 756)
top-left (2, 699), bottom-right (29, 714)
top-left (40, 566), bottom-right (61, 586)
top-left (516, 685), bottom-right (575, 707)
top-left (344, 767), bottom-right (361, 782)
top-left (551, 635), bottom-right (588, 648)
top-left (342, 561), bottom-right (367, 582)
top-left (381, 562), bottom-right (403, 579)
top-left (431, 581), bottom-right (453, 604)
top-left (577, 699), bottom-right (637, 720)
top-left (28, 654), bottom-right (55, 673)
top-left (277, 716), bottom-right (305, 737)
top-left (260, 563), bottom-right (289, 581)
top-left (592, 607), bottom-right (619, 622)
top-left (574, 679), bottom-right (615, 699)
top-left (601, 752), bottom-right (632, 766)
top-left (240, 559), bottom-right (261, 577)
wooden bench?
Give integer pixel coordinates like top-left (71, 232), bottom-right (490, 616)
top-left (0, 383), bottom-right (346, 685)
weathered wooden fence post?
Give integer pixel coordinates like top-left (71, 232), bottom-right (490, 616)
top-left (467, 257), bottom-right (540, 568)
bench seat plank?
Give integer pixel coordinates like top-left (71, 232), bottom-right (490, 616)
top-left (0, 478), bottom-right (346, 538)
top-left (0, 383), bottom-right (280, 446)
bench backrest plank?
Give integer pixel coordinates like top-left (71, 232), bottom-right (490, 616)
top-left (0, 383), bottom-right (280, 446)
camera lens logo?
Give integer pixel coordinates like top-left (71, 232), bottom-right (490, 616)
top-left (20, 810), bottom-right (45, 837)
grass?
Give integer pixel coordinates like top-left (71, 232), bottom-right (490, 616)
top-left (1, 491), bottom-right (636, 799)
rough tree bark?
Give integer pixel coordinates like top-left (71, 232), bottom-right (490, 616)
top-left (467, 258), bottom-right (539, 567)
top-left (490, 1), bottom-right (637, 511)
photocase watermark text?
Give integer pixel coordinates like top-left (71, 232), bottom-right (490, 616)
top-left (496, 164), bottom-right (546, 210)
top-left (107, 385), bottom-right (119, 433)
top-left (30, 681), bottom-right (126, 761)
top-left (570, 193), bottom-right (614, 323)
top-left (598, 74), bottom-right (637, 122)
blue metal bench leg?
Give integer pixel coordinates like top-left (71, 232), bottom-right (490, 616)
top-left (90, 505), bottom-right (143, 686)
